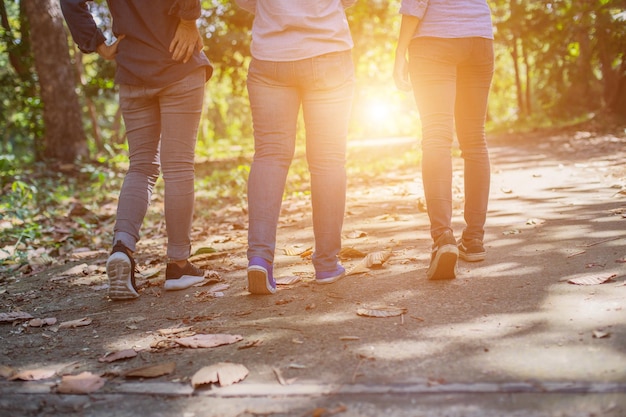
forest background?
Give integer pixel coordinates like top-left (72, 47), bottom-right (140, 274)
top-left (0, 0), bottom-right (625, 271)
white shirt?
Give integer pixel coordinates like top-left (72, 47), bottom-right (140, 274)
top-left (235, 0), bottom-right (356, 61)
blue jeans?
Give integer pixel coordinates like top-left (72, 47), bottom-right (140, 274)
top-left (246, 50), bottom-right (355, 273)
top-left (408, 37), bottom-right (494, 242)
top-left (114, 68), bottom-right (205, 260)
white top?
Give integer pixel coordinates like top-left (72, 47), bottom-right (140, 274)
top-left (235, 0), bottom-right (356, 61)
top-left (400, 0), bottom-right (494, 39)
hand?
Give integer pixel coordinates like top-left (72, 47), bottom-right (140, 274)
top-left (170, 19), bottom-right (203, 63)
top-left (96, 35), bottom-right (125, 60)
top-left (393, 50), bottom-right (412, 92)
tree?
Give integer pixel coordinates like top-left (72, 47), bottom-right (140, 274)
top-left (22, 0), bottom-right (86, 163)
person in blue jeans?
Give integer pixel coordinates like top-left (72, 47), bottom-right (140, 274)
top-left (393, 0), bottom-right (495, 279)
top-left (235, 0), bottom-right (357, 294)
top-left (60, 0), bottom-right (213, 299)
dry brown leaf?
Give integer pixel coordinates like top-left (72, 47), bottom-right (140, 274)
top-left (56, 372), bottom-right (106, 394)
top-left (70, 250), bottom-right (108, 260)
top-left (592, 330), bottom-right (611, 339)
top-left (98, 349), bottom-right (137, 363)
top-left (568, 274), bottom-right (616, 286)
top-left (157, 326), bottom-right (192, 336)
top-left (28, 317), bottom-right (57, 327)
top-left (283, 245), bottom-right (312, 256)
top-left (347, 251), bottom-right (392, 276)
top-left (357, 306), bottom-right (407, 318)
top-left (191, 362), bottom-right (249, 388)
top-left (10, 368), bottom-right (57, 381)
top-left (0, 311), bottom-right (33, 322)
top-left (276, 275), bottom-right (302, 286)
top-left (58, 263), bottom-right (89, 277)
top-left (59, 317), bottom-right (93, 329)
top-left (346, 230), bottom-right (368, 239)
top-left (339, 247), bottom-right (366, 259)
top-left (125, 362), bottom-right (176, 378)
top-left (175, 334), bottom-right (243, 349)
top-left (0, 365), bottom-right (16, 379)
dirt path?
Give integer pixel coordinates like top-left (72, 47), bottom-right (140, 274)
top-left (1, 124), bottom-right (626, 416)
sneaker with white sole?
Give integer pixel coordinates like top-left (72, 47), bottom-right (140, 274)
top-left (106, 241), bottom-right (139, 300)
top-left (316, 264), bottom-right (346, 285)
top-left (164, 261), bottom-right (206, 291)
top-left (458, 239), bottom-right (486, 262)
top-left (247, 257), bottom-right (276, 295)
top-left (426, 231), bottom-right (458, 280)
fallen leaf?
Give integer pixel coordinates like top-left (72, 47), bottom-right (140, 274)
top-left (346, 230), bottom-right (368, 239)
top-left (283, 245), bottom-right (312, 256)
top-left (0, 365), bottom-right (16, 379)
top-left (59, 317), bottom-right (93, 329)
top-left (339, 247), bottom-right (366, 259)
top-left (191, 362), bottom-right (249, 388)
top-left (339, 336), bottom-right (360, 341)
top-left (157, 326), bottom-right (192, 336)
top-left (58, 263), bottom-right (89, 277)
top-left (28, 317), bottom-right (57, 327)
top-left (357, 306), bottom-right (407, 318)
top-left (125, 362), bottom-right (176, 378)
top-left (276, 275), bottom-right (301, 286)
top-left (56, 372), bottom-right (106, 394)
top-left (568, 274), bottom-right (616, 285)
top-left (175, 334), bottom-right (243, 349)
top-left (272, 367), bottom-right (296, 386)
top-left (237, 339), bottom-right (263, 350)
top-left (0, 312), bottom-right (33, 323)
top-left (98, 349), bottom-right (137, 363)
top-left (592, 330), bottom-right (611, 339)
top-left (194, 247), bottom-right (217, 255)
top-left (347, 251), bottom-right (392, 275)
top-left (10, 368), bottom-right (57, 381)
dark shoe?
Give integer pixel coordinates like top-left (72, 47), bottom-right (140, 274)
top-left (426, 231), bottom-right (458, 280)
top-left (458, 239), bottom-right (486, 262)
top-left (106, 241), bottom-right (139, 300)
top-left (247, 257), bottom-right (276, 295)
top-left (316, 264), bottom-right (346, 285)
top-left (164, 261), bottom-right (206, 291)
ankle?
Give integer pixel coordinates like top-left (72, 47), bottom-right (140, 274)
top-left (170, 259), bottom-right (187, 268)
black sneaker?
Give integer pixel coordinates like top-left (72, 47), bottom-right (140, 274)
top-left (426, 231), bottom-right (458, 280)
top-left (458, 239), bottom-right (486, 262)
top-left (106, 241), bottom-right (139, 300)
top-left (164, 261), bottom-right (205, 291)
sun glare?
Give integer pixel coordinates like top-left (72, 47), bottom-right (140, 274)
top-left (352, 88), bottom-right (418, 139)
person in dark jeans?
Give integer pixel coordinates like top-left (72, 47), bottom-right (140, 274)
top-left (394, 0), bottom-right (495, 279)
top-left (61, 0), bottom-right (213, 299)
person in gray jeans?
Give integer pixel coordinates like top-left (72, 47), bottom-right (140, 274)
top-left (60, 0), bottom-right (213, 299)
top-left (235, 0), bottom-right (357, 294)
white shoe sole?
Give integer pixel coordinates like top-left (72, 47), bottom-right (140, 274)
top-left (164, 274), bottom-right (206, 291)
top-left (247, 266), bottom-right (276, 295)
top-left (106, 252), bottom-right (139, 300)
top-left (427, 245), bottom-right (458, 280)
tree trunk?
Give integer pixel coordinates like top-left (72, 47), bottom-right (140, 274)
top-left (22, 0), bottom-right (87, 164)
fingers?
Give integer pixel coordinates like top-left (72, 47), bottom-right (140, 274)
top-left (96, 35), bottom-right (125, 61)
top-left (393, 55), bottom-right (413, 92)
top-left (169, 20), bottom-right (202, 63)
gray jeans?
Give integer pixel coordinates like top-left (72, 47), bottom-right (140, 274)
top-left (114, 68), bottom-right (205, 260)
top-left (246, 50), bottom-right (355, 273)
